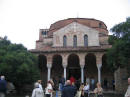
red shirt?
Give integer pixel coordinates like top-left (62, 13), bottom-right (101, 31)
top-left (70, 76), bottom-right (75, 85)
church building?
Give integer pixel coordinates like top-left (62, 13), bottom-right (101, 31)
top-left (30, 18), bottom-right (113, 87)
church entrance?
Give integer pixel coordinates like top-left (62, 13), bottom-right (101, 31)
top-left (67, 54), bottom-right (81, 80)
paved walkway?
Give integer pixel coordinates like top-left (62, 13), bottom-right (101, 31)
top-left (55, 90), bottom-right (122, 97)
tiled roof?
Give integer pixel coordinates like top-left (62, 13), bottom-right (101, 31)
top-left (48, 18), bottom-right (108, 37)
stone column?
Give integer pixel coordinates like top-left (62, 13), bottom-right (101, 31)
top-left (63, 65), bottom-right (67, 81)
top-left (97, 64), bottom-right (102, 84)
top-left (47, 64), bottom-right (52, 81)
top-left (80, 65), bottom-right (84, 83)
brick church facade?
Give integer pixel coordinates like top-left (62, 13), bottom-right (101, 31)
top-left (30, 18), bottom-right (114, 88)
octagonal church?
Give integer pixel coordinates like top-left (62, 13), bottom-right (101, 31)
top-left (31, 18), bottom-right (113, 87)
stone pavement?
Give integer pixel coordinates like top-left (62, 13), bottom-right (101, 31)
top-left (55, 90), bottom-right (123, 97)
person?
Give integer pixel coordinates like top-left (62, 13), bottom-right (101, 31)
top-left (86, 78), bottom-right (90, 85)
top-left (70, 76), bottom-right (76, 85)
top-left (59, 75), bottom-right (65, 92)
top-left (31, 82), bottom-right (44, 97)
top-left (112, 79), bottom-right (115, 91)
top-left (38, 80), bottom-right (43, 92)
top-left (94, 82), bottom-right (103, 97)
top-left (7, 81), bottom-right (15, 94)
top-left (45, 81), bottom-right (53, 97)
top-left (83, 82), bottom-right (90, 97)
top-left (91, 78), bottom-right (95, 91)
top-left (0, 76), bottom-right (7, 97)
top-left (79, 83), bottom-right (84, 97)
top-left (125, 77), bottom-right (130, 97)
top-left (103, 78), bottom-right (108, 90)
top-left (53, 77), bottom-right (59, 97)
top-left (61, 80), bottom-right (77, 97)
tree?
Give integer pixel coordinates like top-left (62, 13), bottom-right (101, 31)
top-left (0, 37), bottom-right (40, 93)
top-left (107, 17), bottom-right (130, 74)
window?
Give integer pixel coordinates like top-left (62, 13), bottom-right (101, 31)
top-left (63, 35), bottom-right (67, 47)
top-left (42, 31), bottom-right (47, 35)
top-left (73, 35), bottom-right (77, 47)
top-left (99, 22), bottom-right (102, 28)
top-left (84, 35), bottom-right (88, 47)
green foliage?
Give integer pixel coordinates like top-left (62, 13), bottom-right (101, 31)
top-left (0, 37), bottom-right (40, 92)
top-left (107, 17), bottom-right (130, 74)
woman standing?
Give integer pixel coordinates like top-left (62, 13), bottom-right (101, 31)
top-left (79, 83), bottom-right (84, 97)
top-left (83, 82), bottom-right (90, 97)
top-left (31, 82), bottom-right (44, 97)
top-left (94, 83), bottom-right (103, 97)
top-left (45, 81), bottom-right (53, 97)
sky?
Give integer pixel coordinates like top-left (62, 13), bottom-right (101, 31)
top-left (0, 0), bottom-right (130, 49)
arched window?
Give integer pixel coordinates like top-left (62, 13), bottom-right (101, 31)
top-left (73, 35), bottom-right (77, 47)
top-left (99, 22), bottom-right (102, 28)
top-left (84, 35), bottom-right (88, 47)
top-left (63, 35), bottom-right (67, 47)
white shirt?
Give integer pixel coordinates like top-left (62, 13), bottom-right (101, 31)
top-left (45, 83), bottom-right (53, 94)
top-left (83, 84), bottom-right (90, 91)
top-left (125, 85), bottom-right (130, 97)
top-left (39, 84), bottom-right (43, 92)
top-left (31, 88), bottom-right (44, 97)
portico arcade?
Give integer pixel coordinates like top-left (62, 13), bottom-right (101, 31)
top-left (37, 51), bottom-right (111, 87)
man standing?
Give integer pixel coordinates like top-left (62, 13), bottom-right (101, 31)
top-left (125, 77), bottom-right (130, 97)
top-left (0, 76), bottom-right (7, 97)
top-left (61, 80), bottom-right (77, 97)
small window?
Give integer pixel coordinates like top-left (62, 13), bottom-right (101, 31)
top-left (99, 22), bottom-right (102, 28)
top-left (84, 35), bottom-right (88, 47)
top-left (73, 35), bottom-right (77, 47)
top-left (63, 35), bottom-right (67, 47)
top-left (42, 31), bottom-right (47, 35)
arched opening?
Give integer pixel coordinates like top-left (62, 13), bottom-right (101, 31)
top-left (84, 34), bottom-right (88, 47)
top-left (73, 35), bottom-right (77, 47)
top-left (102, 54), bottom-right (114, 90)
top-left (51, 54), bottom-right (63, 80)
top-left (85, 53), bottom-right (97, 83)
top-left (67, 54), bottom-right (80, 80)
top-left (63, 35), bottom-right (67, 47)
top-left (38, 55), bottom-right (47, 87)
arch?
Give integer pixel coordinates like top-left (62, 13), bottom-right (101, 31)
top-left (38, 55), bottom-right (47, 87)
top-left (102, 54), bottom-right (114, 89)
top-left (38, 55), bottom-right (47, 71)
top-left (63, 35), bottom-right (67, 47)
top-left (85, 53), bottom-right (97, 82)
top-left (73, 35), bottom-right (77, 47)
top-left (84, 34), bottom-right (88, 47)
top-left (99, 22), bottom-right (102, 28)
top-left (67, 53), bottom-right (80, 80)
top-left (51, 54), bottom-right (63, 79)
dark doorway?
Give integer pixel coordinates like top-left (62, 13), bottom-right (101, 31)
top-left (85, 53), bottom-right (97, 81)
top-left (52, 54), bottom-right (63, 78)
top-left (67, 54), bottom-right (81, 80)
top-left (38, 55), bottom-right (47, 87)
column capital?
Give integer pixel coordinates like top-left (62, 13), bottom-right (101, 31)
top-left (63, 64), bottom-right (67, 68)
top-left (47, 64), bottom-right (52, 68)
top-left (80, 65), bottom-right (85, 68)
top-left (97, 64), bottom-right (102, 69)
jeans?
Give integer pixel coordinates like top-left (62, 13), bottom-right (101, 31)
top-left (55, 90), bottom-right (58, 97)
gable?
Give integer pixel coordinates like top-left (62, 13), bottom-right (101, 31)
top-left (53, 22), bottom-right (99, 47)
